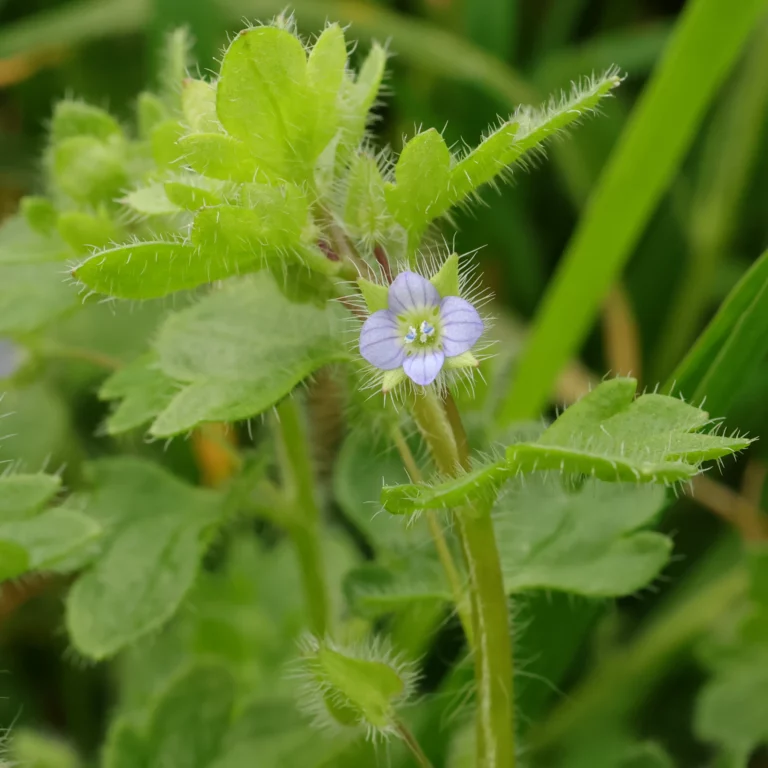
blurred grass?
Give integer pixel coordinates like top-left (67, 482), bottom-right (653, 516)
top-left (499, 0), bottom-right (768, 424)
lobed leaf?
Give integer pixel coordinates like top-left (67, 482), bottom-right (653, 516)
top-left (99, 355), bottom-right (178, 435)
top-left (506, 378), bottom-right (750, 483)
top-left (148, 274), bottom-right (350, 436)
top-left (65, 458), bottom-right (222, 658)
top-left (495, 476), bottom-right (671, 597)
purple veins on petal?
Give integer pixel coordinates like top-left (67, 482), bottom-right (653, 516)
top-left (439, 296), bottom-right (484, 357)
top-left (359, 310), bottom-right (407, 370)
top-left (403, 348), bottom-right (445, 386)
top-left (388, 271), bottom-right (441, 315)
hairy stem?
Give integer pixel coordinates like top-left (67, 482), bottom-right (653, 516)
top-left (391, 425), bottom-right (475, 647)
top-left (410, 391), bottom-right (515, 768)
top-left (274, 397), bottom-right (330, 637)
top-left (394, 718), bottom-right (435, 768)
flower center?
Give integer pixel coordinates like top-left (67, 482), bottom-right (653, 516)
top-left (402, 314), bottom-right (440, 350)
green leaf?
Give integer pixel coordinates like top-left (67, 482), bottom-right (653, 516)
top-left (50, 100), bottom-right (122, 143)
top-left (216, 27), bottom-right (308, 179)
top-left (344, 558), bottom-right (451, 618)
top-left (506, 378), bottom-right (750, 483)
top-left (103, 718), bottom-right (147, 768)
top-left (52, 136), bottom-right (128, 205)
top-left (501, 0), bottom-right (768, 422)
top-left (150, 120), bottom-right (185, 169)
top-left (385, 128), bottom-right (452, 245)
top-left (695, 648), bottom-right (768, 765)
top-left (381, 459), bottom-right (510, 515)
top-left (669, 247), bottom-right (768, 418)
top-left (99, 354), bottom-right (178, 434)
top-left (356, 277), bottom-right (389, 314)
top-left (0, 262), bottom-right (78, 335)
top-left (0, 473), bottom-right (61, 520)
top-left (307, 24), bottom-right (347, 154)
top-left (20, 196), bottom-right (58, 236)
top-left (181, 78), bottom-right (220, 133)
top-left (340, 42), bottom-right (387, 149)
top-left (57, 210), bottom-right (121, 253)
top-left (495, 476), bottom-right (670, 596)
top-left (176, 133), bottom-right (264, 183)
top-left (145, 664), bottom-right (235, 768)
top-left (149, 274), bottom-right (349, 436)
top-left (65, 458), bottom-right (221, 659)
top-left (0, 507), bottom-right (100, 577)
top-left (122, 184), bottom-right (180, 216)
top-left (11, 729), bottom-right (80, 768)
top-left (164, 178), bottom-right (225, 210)
top-left (344, 153), bottom-right (391, 245)
top-left (0, 215), bottom-right (68, 264)
top-left (138, 91), bottom-right (168, 138)
top-left (0, 541), bottom-right (29, 581)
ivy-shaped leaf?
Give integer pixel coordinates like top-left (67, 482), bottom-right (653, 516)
top-left (65, 458), bottom-right (222, 659)
top-left (99, 354), bottom-right (178, 435)
top-left (495, 476), bottom-right (671, 597)
top-left (147, 273), bottom-right (350, 436)
top-left (507, 378), bottom-right (751, 483)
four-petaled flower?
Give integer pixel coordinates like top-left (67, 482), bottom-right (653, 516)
top-left (359, 271), bottom-right (484, 386)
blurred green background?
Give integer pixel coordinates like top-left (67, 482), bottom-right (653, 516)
top-left (1, 0), bottom-right (767, 766)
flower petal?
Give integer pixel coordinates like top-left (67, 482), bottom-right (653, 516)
top-left (403, 349), bottom-right (445, 386)
top-left (359, 310), bottom-right (406, 370)
top-left (389, 271), bottom-right (441, 316)
top-left (439, 296), bottom-right (484, 357)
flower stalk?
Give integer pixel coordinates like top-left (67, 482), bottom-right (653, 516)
top-left (410, 390), bottom-right (515, 768)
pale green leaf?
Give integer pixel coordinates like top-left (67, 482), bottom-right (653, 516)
top-left (216, 27), bottom-right (307, 179)
top-left (149, 274), bottom-right (349, 436)
top-left (164, 178), bottom-right (225, 210)
top-left (307, 24), bottom-right (347, 154)
top-left (344, 153), bottom-right (391, 244)
top-left (495, 476), bottom-right (671, 596)
top-left (0, 216), bottom-right (68, 264)
top-left (99, 355), bottom-right (178, 434)
top-left (65, 458), bottom-right (221, 659)
top-left (181, 78), bottom-right (220, 133)
top-left (122, 184), bottom-right (180, 216)
top-left (0, 473), bottom-right (61, 520)
top-left (385, 128), bottom-right (451, 244)
top-left (138, 91), bottom-right (168, 139)
top-left (52, 136), bottom-right (127, 205)
top-left (50, 100), bottom-right (122, 143)
top-left (340, 42), bottom-right (387, 149)
top-left (506, 378), bottom-right (750, 483)
top-left (150, 120), bottom-right (185, 169)
top-left (146, 664), bottom-right (235, 768)
top-left (176, 133), bottom-right (264, 182)
top-left (20, 196), bottom-right (58, 236)
top-left (57, 211), bottom-right (121, 253)
top-left (0, 262), bottom-right (78, 335)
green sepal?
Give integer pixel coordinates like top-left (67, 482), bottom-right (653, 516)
top-left (430, 252), bottom-right (460, 297)
top-left (52, 136), bottom-right (128, 205)
top-left (444, 350), bottom-right (479, 370)
top-left (382, 369), bottom-right (407, 393)
top-left (357, 277), bottom-right (389, 313)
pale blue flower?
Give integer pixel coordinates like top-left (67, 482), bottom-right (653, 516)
top-left (359, 271), bottom-right (484, 386)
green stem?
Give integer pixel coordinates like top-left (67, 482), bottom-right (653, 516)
top-left (274, 397), bottom-right (330, 637)
top-left (391, 425), bottom-right (475, 648)
top-left (394, 718), bottom-right (435, 768)
top-left (38, 342), bottom-right (122, 371)
top-left (410, 391), bottom-right (515, 768)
